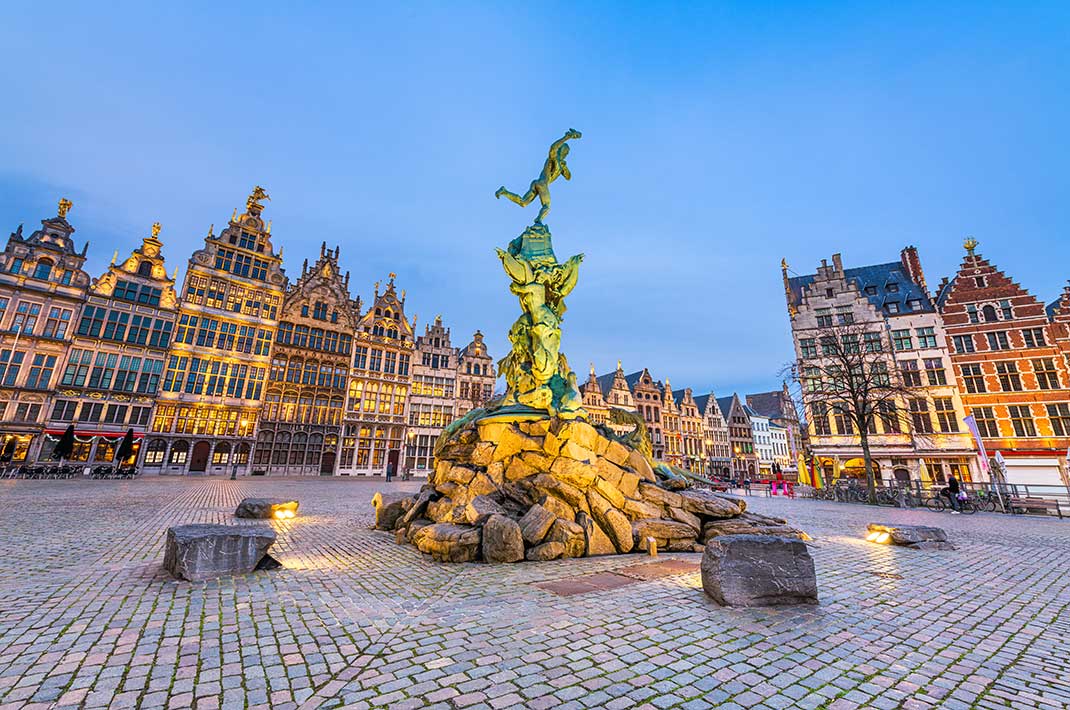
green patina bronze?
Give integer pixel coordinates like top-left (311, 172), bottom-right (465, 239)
top-left (494, 130), bottom-right (587, 420)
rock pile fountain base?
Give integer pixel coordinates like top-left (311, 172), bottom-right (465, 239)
top-left (374, 414), bottom-right (807, 563)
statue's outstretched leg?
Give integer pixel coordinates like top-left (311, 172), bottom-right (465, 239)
top-left (496, 182), bottom-right (537, 206)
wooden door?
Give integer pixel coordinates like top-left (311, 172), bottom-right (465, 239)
top-left (190, 441), bottom-right (210, 473)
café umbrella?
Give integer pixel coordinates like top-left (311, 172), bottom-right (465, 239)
top-left (51, 424), bottom-right (76, 461)
top-left (114, 428), bottom-right (136, 466)
top-left (0, 438), bottom-right (15, 462)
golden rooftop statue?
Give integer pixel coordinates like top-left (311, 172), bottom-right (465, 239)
top-left (964, 236), bottom-right (979, 255)
top-left (246, 185), bottom-right (270, 212)
top-left (151, 222), bottom-right (162, 238)
top-left (496, 128), bottom-right (581, 225)
top-left (57, 198), bottom-right (73, 219)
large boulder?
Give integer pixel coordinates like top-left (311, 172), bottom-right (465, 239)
top-left (371, 492), bottom-right (413, 530)
top-left (163, 524), bottom-right (278, 582)
top-left (518, 504), bottom-right (556, 545)
top-left (547, 518), bottom-right (586, 558)
top-left (576, 511), bottom-right (615, 556)
top-left (675, 488), bottom-right (745, 518)
top-left (701, 534), bottom-right (818, 607)
top-left (235, 498), bottom-right (300, 520)
top-left (413, 523), bottom-right (482, 562)
top-left (482, 514), bottom-right (525, 563)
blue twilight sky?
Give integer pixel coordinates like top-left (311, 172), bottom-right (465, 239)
top-left (2, 2), bottom-right (1068, 396)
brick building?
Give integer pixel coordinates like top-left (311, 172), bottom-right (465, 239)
top-left (936, 239), bottom-right (1070, 487)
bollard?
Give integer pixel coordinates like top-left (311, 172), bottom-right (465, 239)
top-left (646, 536), bottom-right (657, 557)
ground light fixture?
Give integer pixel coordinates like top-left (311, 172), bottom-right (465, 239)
top-left (865, 530), bottom-right (892, 544)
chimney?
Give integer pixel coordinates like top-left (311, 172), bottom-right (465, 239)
top-left (900, 245), bottom-right (928, 296)
top-left (831, 253), bottom-right (843, 272)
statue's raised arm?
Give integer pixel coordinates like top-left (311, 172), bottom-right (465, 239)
top-left (495, 129), bottom-right (582, 225)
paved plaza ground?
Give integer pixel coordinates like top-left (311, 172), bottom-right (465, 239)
top-left (0, 478), bottom-right (1067, 710)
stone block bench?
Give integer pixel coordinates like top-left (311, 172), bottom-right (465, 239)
top-left (866, 523), bottom-right (953, 549)
top-left (163, 524), bottom-right (279, 581)
top-left (701, 534), bottom-right (818, 607)
top-left (235, 498), bottom-right (299, 520)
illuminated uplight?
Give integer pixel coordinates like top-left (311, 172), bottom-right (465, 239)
top-left (273, 509), bottom-right (297, 520)
top-left (865, 531), bottom-right (891, 544)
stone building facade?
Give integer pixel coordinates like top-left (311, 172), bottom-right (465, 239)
top-left (626, 369), bottom-right (664, 458)
top-left (406, 317), bottom-right (457, 476)
top-left (148, 188), bottom-right (285, 474)
top-left (254, 244), bottom-right (359, 475)
top-left (785, 249), bottom-right (980, 486)
top-left (0, 200), bottom-right (91, 462)
top-left (338, 275), bottom-right (414, 477)
top-left (405, 324), bottom-right (497, 477)
top-left (659, 379), bottom-right (683, 466)
top-left (718, 393), bottom-right (759, 479)
top-left (936, 240), bottom-right (1070, 487)
top-left (746, 385), bottom-right (806, 478)
top-left (51, 224), bottom-right (178, 466)
top-left (671, 386), bottom-right (705, 471)
top-left (456, 330), bottom-right (495, 416)
top-left (694, 393), bottom-right (731, 476)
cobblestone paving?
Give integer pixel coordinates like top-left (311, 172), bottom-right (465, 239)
top-left (0, 479), bottom-right (1067, 709)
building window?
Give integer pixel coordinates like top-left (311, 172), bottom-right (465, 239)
top-left (878, 401), bottom-right (900, 433)
top-left (934, 398), bottom-right (958, 433)
top-left (1008, 405), bottom-right (1036, 437)
top-left (900, 360), bottom-right (922, 387)
top-left (923, 358), bottom-right (947, 386)
top-left (1047, 403), bottom-right (1070, 436)
top-left (995, 362), bottom-right (1022, 392)
top-left (33, 259), bottom-right (54, 280)
top-left (1022, 328), bottom-right (1046, 348)
top-left (14, 403), bottom-right (41, 422)
top-left (11, 301), bottom-right (41, 334)
top-left (25, 354), bottom-right (56, 389)
top-left (915, 327), bottom-right (938, 348)
top-left (891, 330), bottom-right (912, 350)
top-left (0, 349), bottom-right (25, 387)
top-left (833, 409), bottom-right (853, 435)
top-left (9, 257), bottom-right (23, 274)
top-left (886, 302), bottom-right (900, 314)
top-left (815, 309), bottom-right (833, 328)
top-left (1033, 358), bottom-right (1060, 390)
top-left (810, 403), bottom-right (830, 436)
top-left (169, 441), bottom-right (189, 464)
top-left (960, 363), bottom-right (986, 393)
top-left (966, 304), bottom-right (979, 323)
top-left (43, 307), bottom-right (72, 339)
top-left (952, 335), bottom-right (975, 354)
top-left (1000, 300), bottom-right (1013, 319)
top-left (863, 332), bottom-right (882, 353)
top-left (986, 331), bottom-right (1009, 351)
top-left (910, 398), bottom-right (933, 434)
top-left (972, 407), bottom-right (999, 438)
top-left (51, 400), bottom-right (78, 421)
top-left (886, 283), bottom-right (899, 293)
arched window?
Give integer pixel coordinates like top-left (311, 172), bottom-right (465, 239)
top-left (137, 261), bottom-right (153, 277)
top-left (982, 304), bottom-right (998, 322)
top-left (144, 439), bottom-right (167, 465)
top-left (254, 430), bottom-right (274, 465)
top-left (291, 433), bottom-right (308, 465)
top-left (33, 259), bottom-right (54, 280)
top-left (169, 440), bottom-right (189, 464)
top-left (272, 432), bottom-right (291, 465)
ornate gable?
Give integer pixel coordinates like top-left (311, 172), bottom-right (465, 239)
top-left (358, 273), bottom-right (414, 342)
top-left (283, 243), bottom-right (361, 328)
top-left (90, 222), bottom-right (179, 308)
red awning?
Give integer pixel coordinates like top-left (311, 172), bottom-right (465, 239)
top-left (44, 429), bottom-right (145, 439)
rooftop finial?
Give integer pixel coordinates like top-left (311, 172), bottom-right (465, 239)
top-left (964, 236), bottom-right (979, 255)
top-left (780, 258), bottom-right (788, 270)
top-left (151, 222), bottom-right (162, 238)
top-left (617, 359), bottom-right (622, 371)
top-left (590, 361), bottom-right (595, 376)
top-left (57, 198), bottom-right (73, 219)
top-left (207, 223), bottom-right (214, 237)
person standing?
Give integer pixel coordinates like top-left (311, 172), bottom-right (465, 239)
top-left (947, 473), bottom-right (961, 514)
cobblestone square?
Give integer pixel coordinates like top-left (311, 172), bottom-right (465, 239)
top-left (0, 478), bottom-right (1067, 709)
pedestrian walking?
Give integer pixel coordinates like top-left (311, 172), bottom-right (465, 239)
top-left (743, 478), bottom-right (752, 496)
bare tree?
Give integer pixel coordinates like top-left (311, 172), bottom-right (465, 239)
top-left (785, 320), bottom-right (917, 505)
